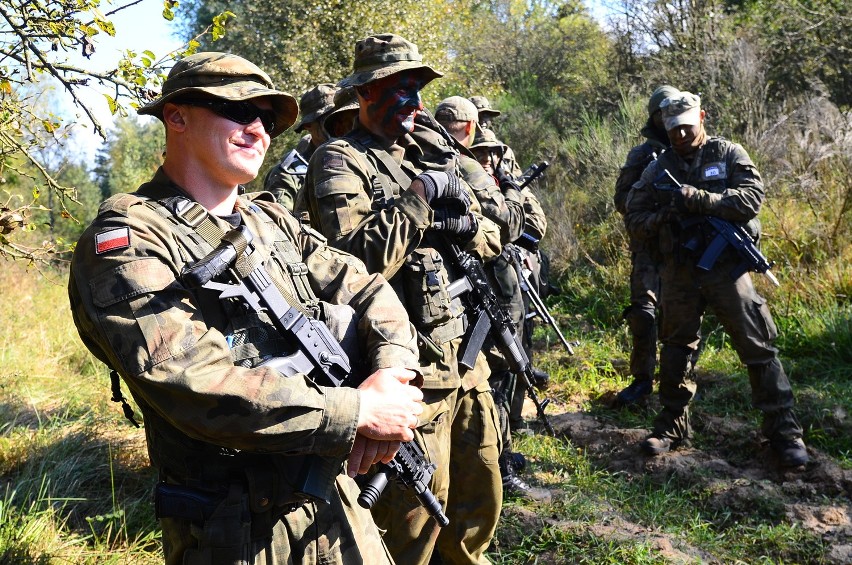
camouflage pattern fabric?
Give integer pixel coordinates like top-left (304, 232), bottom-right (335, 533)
top-left (263, 135), bottom-right (314, 211)
top-left (625, 137), bottom-right (803, 442)
top-left (303, 121), bottom-right (503, 565)
top-left (69, 167), bottom-right (419, 565)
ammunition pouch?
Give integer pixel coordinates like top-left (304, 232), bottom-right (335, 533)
top-left (401, 248), bottom-right (464, 330)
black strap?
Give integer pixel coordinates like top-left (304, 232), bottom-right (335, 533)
top-left (110, 369), bottom-right (140, 428)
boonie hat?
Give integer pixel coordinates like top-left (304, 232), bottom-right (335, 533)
top-left (469, 95), bottom-right (501, 119)
top-left (137, 52), bottom-right (298, 138)
top-left (338, 33), bottom-right (443, 89)
top-left (322, 86), bottom-right (360, 137)
top-left (470, 127), bottom-right (504, 152)
top-left (660, 92), bottom-right (702, 131)
top-left (295, 83), bottom-right (337, 132)
top-left (435, 96), bottom-right (479, 123)
top-left (647, 85), bottom-right (680, 117)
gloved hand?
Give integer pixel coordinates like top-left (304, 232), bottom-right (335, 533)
top-left (416, 170), bottom-right (468, 205)
top-left (495, 167), bottom-right (521, 193)
top-left (673, 184), bottom-right (701, 213)
top-left (432, 212), bottom-right (478, 243)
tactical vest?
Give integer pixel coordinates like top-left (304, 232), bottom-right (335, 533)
top-left (342, 131), bottom-right (467, 352)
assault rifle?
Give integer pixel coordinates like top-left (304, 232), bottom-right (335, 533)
top-left (655, 169), bottom-right (780, 286)
top-left (446, 244), bottom-right (555, 436)
top-left (504, 244), bottom-right (576, 356)
top-left (181, 225), bottom-right (448, 526)
top-left (513, 162), bottom-right (548, 252)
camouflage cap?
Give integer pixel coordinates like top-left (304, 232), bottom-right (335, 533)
top-left (469, 95), bottom-right (501, 118)
top-left (648, 85), bottom-right (680, 117)
top-left (470, 126), bottom-right (504, 152)
top-left (294, 83), bottom-right (337, 132)
top-left (338, 33), bottom-right (443, 89)
top-left (660, 91), bottom-right (702, 130)
top-left (137, 52), bottom-right (298, 138)
top-left (435, 96), bottom-right (479, 123)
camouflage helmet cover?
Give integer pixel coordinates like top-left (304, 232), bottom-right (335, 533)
top-left (338, 33), bottom-right (443, 89)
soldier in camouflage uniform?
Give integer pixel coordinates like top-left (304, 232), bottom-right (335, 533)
top-left (262, 83), bottom-right (337, 210)
top-left (611, 85), bottom-right (679, 407)
top-left (470, 128), bottom-right (550, 427)
top-left (435, 97), bottom-right (551, 504)
top-left (625, 92), bottom-right (809, 467)
top-left (302, 34), bottom-right (505, 565)
top-left (68, 52), bottom-right (427, 565)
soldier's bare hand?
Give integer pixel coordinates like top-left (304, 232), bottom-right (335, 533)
top-left (347, 436), bottom-right (401, 477)
top-left (356, 368), bottom-right (423, 442)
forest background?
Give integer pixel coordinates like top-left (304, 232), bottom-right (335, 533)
top-left (1, 0), bottom-right (851, 563)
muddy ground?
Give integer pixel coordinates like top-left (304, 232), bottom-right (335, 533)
top-left (506, 373), bottom-right (852, 564)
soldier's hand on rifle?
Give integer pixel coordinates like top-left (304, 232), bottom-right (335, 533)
top-left (495, 167), bottom-right (521, 194)
top-left (673, 184), bottom-right (701, 213)
top-left (432, 212), bottom-right (479, 243)
top-left (651, 205), bottom-right (679, 229)
top-left (350, 367), bottom-right (423, 477)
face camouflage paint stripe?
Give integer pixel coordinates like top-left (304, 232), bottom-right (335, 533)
top-left (365, 71), bottom-right (425, 135)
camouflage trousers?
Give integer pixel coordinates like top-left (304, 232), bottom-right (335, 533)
top-left (626, 250), bottom-right (660, 380)
top-left (654, 259), bottom-right (802, 442)
top-left (161, 475), bottom-right (393, 565)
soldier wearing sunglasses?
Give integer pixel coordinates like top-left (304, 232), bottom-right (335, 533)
top-left (69, 52), bottom-right (426, 565)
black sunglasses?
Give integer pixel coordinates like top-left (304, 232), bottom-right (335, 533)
top-left (177, 98), bottom-right (276, 134)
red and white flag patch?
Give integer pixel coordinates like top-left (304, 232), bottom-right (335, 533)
top-left (95, 227), bottom-right (131, 254)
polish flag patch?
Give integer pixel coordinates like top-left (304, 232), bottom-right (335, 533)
top-left (95, 227), bottom-right (131, 254)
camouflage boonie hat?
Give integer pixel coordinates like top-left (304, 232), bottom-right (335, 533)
top-left (294, 83), bottom-right (337, 132)
top-left (660, 91), bottom-right (702, 130)
top-left (338, 33), bottom-right (443, 88)
top-left (323, 86), bottom-right (359, 136)
top-left (137, 52), bottom-right (298, 138)
top-left (648, 85), bottom-right (680, 117)
top-left (470, 127), bottom-right (504, 153)
top-left (435, 96), bottom-right (479, 123)
top-left (469, 95), bottom-right (501, 119)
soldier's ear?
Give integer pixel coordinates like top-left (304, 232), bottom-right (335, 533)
top-left (162, 103), bottom-right (187, 132)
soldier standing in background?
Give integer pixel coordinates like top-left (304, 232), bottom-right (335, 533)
top-left (612, 85), bottom-right (679, 407)
top-left (625, 92), bottom-right (809, 468)
top-left (303, 34), bottom-right (505, 565)
top-left (262, 83), bottom-right (337, 210)
top-left (68, 52), bottom-right (425, 564)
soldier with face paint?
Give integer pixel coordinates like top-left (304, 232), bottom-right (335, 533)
top-left (303, 34), bottom-right (505, 565)
top-left (625, 92), bottom-right (809, 468)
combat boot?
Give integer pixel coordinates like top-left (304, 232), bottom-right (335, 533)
top-left (613, 377), bottom-right (653, 408)
top-left (771, 437), bottom-right (809, 468)
top-left (500, 450), bottom-right (550, 502)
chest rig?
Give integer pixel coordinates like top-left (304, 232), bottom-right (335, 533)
top-left (344, 131), bottom-right (467, 356)
top-left (136, 183), bottom-right (321, 370)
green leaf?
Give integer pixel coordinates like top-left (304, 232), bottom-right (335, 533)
top-left (94, 18), bottom-right (116, 37)
top-left (103, 94), bottom-right (117, 115)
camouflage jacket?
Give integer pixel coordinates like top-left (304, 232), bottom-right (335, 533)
top-left (303, 121), bottom-right (502, 390)
top-left (625, 136), bottom-right (764, 262)
top-left (262, 135), bottom-right (314, 210)
top-left (69, 168), bottom-right (418, 481)
top-left (458, 153), bottom-right (525, 245)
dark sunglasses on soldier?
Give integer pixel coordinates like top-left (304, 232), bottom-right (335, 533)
top-left (177, 98), bottom-right (276, 134)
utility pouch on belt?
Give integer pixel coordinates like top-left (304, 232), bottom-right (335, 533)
top-left (155, 482), bottom-right (222, 523)
top-left (402, 248), bottom-right (456, 329)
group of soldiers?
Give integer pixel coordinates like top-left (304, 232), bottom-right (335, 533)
top-left (67, 30), bottom-right (808, 565)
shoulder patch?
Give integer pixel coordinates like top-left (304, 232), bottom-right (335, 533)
top-left (95, 227), bottom-right (131, 254)
top-left (323, 152), bottom-right (345, 170)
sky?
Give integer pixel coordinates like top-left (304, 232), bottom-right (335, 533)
top-left (63, 0), bottom-right (184, 163)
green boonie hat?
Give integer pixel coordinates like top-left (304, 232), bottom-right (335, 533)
top-left (338, 33), bottom-right (443, 89)
top-left (294, 83), bottom-right (337, 132)
top-left (469, 95), bottom-right (501, 118)
top-left (470, 127), bottom-right (504, 152)
top-left (660, 91), bottom-right (701, 131)
top-left (137, 52), bottom-right (298, 138)
top-left (648, 85), bottom-right (680, 117)
top-left (322, 86), bottom-right (359, 135)
top-left (435, 96), bottom-right (479, 123)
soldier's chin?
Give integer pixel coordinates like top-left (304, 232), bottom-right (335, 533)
top-left (400, 114), bottom-right (416, 132)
